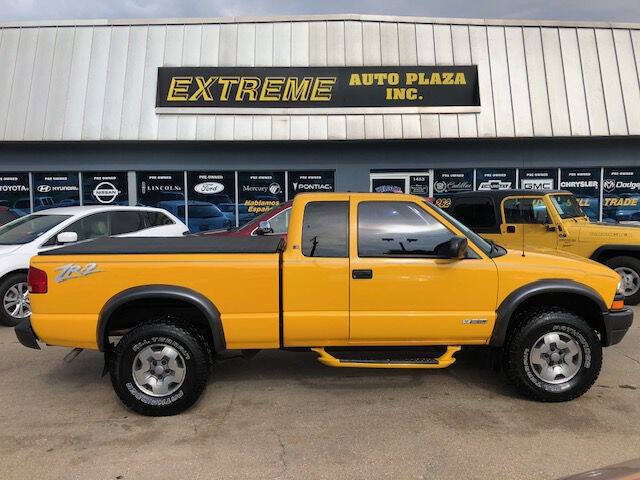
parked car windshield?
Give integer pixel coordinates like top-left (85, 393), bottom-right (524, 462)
top-left (424, 201), bottom-right (499, 257)
top-left (0, 214), bottom-right (71, 245)
top-left (550, 194), bottom-right (586, 219)
top-left (182, 205), bottom-right (224, 218)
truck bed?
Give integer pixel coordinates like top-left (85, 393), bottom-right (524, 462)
top-left (40, 235), bottom-right (285, 256)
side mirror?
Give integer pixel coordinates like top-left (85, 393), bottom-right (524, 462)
top-left (545, 224), bottom-right (556, 232)
top-left (255, 221), bottom-right (273, 236)
top-left (57, 231), bottom-right (78, 244)
top-left (435, 236), bottom-right (468, 259)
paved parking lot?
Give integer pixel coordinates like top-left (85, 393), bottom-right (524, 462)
top-left (1, 310), bottom-right (639, 480)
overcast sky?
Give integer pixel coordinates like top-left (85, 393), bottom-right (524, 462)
top-left (1, 0), bottom-right (639, 23)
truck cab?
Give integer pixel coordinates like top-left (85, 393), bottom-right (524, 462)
top-left (435, 190), bottom-right (640, 304)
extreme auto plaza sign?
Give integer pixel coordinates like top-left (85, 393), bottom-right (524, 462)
top-left (156, 66), bottom-right (480, 114)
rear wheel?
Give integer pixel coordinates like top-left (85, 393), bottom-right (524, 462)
top-left (110, 321), bottom-right (210, 416)
top-left (503, 308), bottom-right (602, 402)
top-left (0, 273), bottom-right (30, 327)
top-left (605, 256), bottom-right (640, 305)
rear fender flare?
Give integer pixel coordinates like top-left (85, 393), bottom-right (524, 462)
top-left (97, 285), bottom-right (225, 352)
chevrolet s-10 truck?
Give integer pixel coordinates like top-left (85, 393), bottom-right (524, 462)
top-left (16, 193), bottom-right (633, 416)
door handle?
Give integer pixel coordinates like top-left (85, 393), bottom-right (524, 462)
top-left (352, 269), bottom-right (373, 279)
top-left (506, 225), bottom-right (516, 233)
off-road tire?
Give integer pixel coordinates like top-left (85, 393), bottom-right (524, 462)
top-left (503, 308), bottom-right (602, 402)
top-left (110, 321), bottom-right (210, 416)
top-left (0, 272), bottom-right (29, 327)
top-left (605, 256), bottom-right (640, 305)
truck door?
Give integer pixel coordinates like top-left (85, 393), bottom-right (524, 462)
top-left (282, 197), bottom-right (350, 346)
top-left (348, 199), bottom-right (498, 344)
top-left (500, 196), bottom-right (559, 252)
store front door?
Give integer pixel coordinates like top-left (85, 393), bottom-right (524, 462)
top-left (369, 171), bottom-right (432, 196)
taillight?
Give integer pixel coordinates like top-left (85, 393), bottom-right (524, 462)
top-left (28, 267), bottom-right (48, 294)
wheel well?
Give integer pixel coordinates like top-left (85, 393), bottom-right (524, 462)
top-left (506, 292), bottom-right (606, 343)
top-left (593, 249), bottom-right (640, 264)
top-left (0, 269), bottom-right (28, 283)
top-left (103, 297), bottom-right (216, 355)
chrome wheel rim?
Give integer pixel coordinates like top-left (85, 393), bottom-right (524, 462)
top-left (132, 343), bottom-right (186, 397)
top-left (615, 267), bottom-right (640, 296)
top-left (3, 282), bottom-right (30, 319)
top-left (529, 331), bottom-right (583, 384)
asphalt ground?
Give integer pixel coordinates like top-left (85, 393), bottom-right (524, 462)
top-left (1, 309), bottom-right (639, 480)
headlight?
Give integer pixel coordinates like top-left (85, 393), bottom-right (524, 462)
top-left (616, 279), bottom-right (624, 296)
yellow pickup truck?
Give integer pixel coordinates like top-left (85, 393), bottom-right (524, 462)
top-left (16, 193), bottom-right (632, 416)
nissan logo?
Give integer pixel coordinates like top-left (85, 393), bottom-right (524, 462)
top-left (92, 181), bottom-right (120, 204)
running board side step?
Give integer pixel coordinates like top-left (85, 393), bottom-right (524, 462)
top-left (310, 346), bottom-right (461, 369)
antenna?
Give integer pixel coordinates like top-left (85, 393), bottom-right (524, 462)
top-left (521, 159), bottom-right (525, 257)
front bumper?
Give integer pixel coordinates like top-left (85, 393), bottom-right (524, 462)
top-left (602, 307), bottom-right (633, 347)
top-left (15, 318), bottom-right (40, 350)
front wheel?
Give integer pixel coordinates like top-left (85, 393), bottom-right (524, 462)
top-left (503, 308), bottom-right (602, 402)
top-left (606, 256), bottom-right (640, 305)
top-left (0, 273), bottom-right (30, 327)
top-left (110, 321), bottom-right (210, 416)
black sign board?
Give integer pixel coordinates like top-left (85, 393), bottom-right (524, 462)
top-left (137, 172), bottom-right (185, 221)
top-left (156, 66), bottom-right (479, 111)
top-left (476, 168), bottom-right (517, 191)
top-left (433, 169), bottom-right (474, 196)
top-left (372, 178), bottom-right (405, 194)
top-left (602, 168), bottom-right (640, 223)
top-left (32, 172), bottom-right (79, 211)
top-left (288, 171), bottom-right (335, 197)
top-left (0, 173), bottom-right (30, 216)
top-left (560, 168), bottom-right (600, 220)
top-left (409, 175), bottom-right (430, 196)
top-left (519, 169), bottom-right (557, 191)
top-left (238, 172), bottom-right (286, 225)
top-left (187, 172), bottom-right (236, 230)
top-left (83, 172), bottom-right (129, 206)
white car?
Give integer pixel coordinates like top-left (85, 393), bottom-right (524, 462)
top-left (0, 205), bottom-right (188, 327)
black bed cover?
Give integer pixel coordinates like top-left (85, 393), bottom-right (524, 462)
top-left (40, 236), bottom-right (285, 256)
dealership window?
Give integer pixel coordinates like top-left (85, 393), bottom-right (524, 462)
top-left (187, 171), bottom-right (236, 230)
top-left (302, 201), bottom-right (349, 258)
top-left (32, 172), bottom-right (80, 211)
top-left (288, 171), bottom-right (335, 198)
top-left (433, 169), bottom-right (474, 197)
top-left (602, 168), bottom-right (640, 223)
top-left (238, 171), bottom-right (286, 227)
top-left (83, 172), bottom-right (129, 206)
top-left (358, 201), bottom-right (454, 257)
top-left (0, 173), bottom-right (30, 217)
top-left (519, 169), bottom-right (557, 190)
top-left (137, 171), bottom-right (186, 224)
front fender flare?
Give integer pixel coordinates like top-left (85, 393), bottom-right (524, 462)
top-left (97, 285), bottom-right (226, 352)
top-left (489, 279), bottom-right (608, 347)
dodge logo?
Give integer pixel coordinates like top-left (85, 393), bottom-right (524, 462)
top-left (603, 179), bottom-right (616, 193)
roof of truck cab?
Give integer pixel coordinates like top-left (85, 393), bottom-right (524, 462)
top-left (444, 190), bottom-right (570, 199)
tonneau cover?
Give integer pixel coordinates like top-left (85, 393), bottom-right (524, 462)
top-left (40, 235), bottom-right (285, 256)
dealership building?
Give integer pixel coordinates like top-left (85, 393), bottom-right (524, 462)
top-left (1, 14), bottom-right (640, 228)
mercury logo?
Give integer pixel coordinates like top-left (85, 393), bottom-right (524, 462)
top-left (268, 183), bottom-right (282, 195)
top-left (194, 182), bottom-right (225, 194)
top-left (37, 185), bottom-right (52, 193)
top-left (93, 182), bottom-right (120, 204)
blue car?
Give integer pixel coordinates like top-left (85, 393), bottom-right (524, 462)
top-left (156, 200), bottom-right (231, 232)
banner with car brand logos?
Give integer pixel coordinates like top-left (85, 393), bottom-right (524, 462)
top-left (559, 168), bottom-right (600, 221)
top-left (288, 171), bottom-right (335, 197)
top-left (602, 168), bottom-right (640, 223)
top-left (187, 172), bottom-right (236, 230)
top-left (156, 66), bottom-right (480, 114)
top-left (238, 172), bottom-right (286, 225)
top-left (82, 172), bottom-right (129, 206)
top-left (519, 169), bottom-right (557, 191)
top-left (137, 172), bottom-right (185, 222)
top-left (32, 172), bottom-right (79, 211)
top-left (476, 168), bottom-right (516, 191)
top-left (0, 173), bottom-right (30, 217)
top-left (433, 169), bottom-right (474, 197)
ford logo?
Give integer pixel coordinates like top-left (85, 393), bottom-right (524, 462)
top-left (37, 185), bottom-right (52, 193)
top-left (194, 182), bottom-right (225, 194)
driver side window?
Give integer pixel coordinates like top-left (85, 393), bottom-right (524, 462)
top-left (503, 197), bottom-right (550, 224)
top-left (43, 213), bottom-right (110, 246)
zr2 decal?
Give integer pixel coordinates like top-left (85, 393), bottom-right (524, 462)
top-left (55, 263), bottom-right (101, 283)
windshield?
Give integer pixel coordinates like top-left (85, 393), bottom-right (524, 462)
top-left (0, 214), bottom-right (71, 245)
top-left (550, 194), bottom-right (586, 219)
top-left (424, 201), bottom-right (497, 257)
